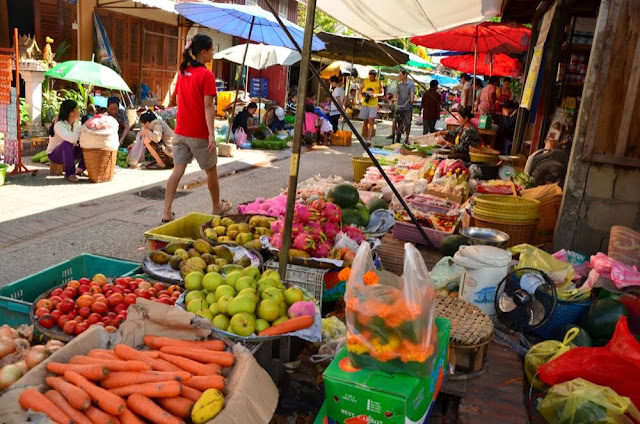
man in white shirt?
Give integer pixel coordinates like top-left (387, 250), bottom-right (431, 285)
top-left (328, 76), bottom-right (345, 132)
top-left (459, 73), bottom-right (472, 114)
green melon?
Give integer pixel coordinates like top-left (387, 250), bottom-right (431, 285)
top-left (355, 204), bottom-right (370, 226)
top-left (327, 183), bottom-right (360, 209)
top-left (366, 197), bottom-right (389, 214)
top-left (341, 208), bottom-right (366, 227)
top-left (558, 324), bottom-right (592, 347)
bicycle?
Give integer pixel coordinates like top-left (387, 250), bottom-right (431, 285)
top-left (394, 100), bottom-right (412, 145)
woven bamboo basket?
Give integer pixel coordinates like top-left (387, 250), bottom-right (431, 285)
top-left (352, 156), bottom-right (374, 182)
top-left (473, 214), bottom-right (538, 248)
top-left (469, 152), bottom-right (499, 163)
top-left (436, 295), bottom-right (493, 377)
top-left (83, 148), bottom-right (117, 183)
top-left (49, 162), bottom-right (64, 176)
top-left (534, 196), bottom-right (562, 243)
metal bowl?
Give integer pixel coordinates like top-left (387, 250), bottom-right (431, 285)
top-left (459, 227), bottom-right (510, 247)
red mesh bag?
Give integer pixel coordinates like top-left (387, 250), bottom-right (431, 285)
top-left (538, 316), bottom-right (640, 407)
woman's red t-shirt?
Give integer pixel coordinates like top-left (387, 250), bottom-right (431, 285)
top-left (174, 65), bottom-right (217, 139)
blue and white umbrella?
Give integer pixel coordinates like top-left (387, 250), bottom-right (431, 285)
top-left (93, 13), bottom-right (121, 74)
top-left (175, 2), bottom-right (326, 51)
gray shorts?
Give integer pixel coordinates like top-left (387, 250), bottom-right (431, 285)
top-left (173, 134), bottom-right (217, 170)
top-left (359, 105), bottom-right (378, 120)
top-left (398, 109), bottom-right (413, 129)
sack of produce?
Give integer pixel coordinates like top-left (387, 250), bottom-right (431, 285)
top-left (345, 242), bottom-right (438, 377)
top-left (80, 114), bottom-right (119, 150)
top-left (524, 327), bottom-right (578, 392)
top-left (537, 378), bottom-right (640, 424)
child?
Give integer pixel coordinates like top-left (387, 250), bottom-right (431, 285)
top-left (302, 103), bottom-right (320, 146)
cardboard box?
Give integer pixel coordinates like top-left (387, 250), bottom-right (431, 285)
top-left (0, 299), bottom-right (279, 424)
top-left (323, 317), bottom-right (450, 424)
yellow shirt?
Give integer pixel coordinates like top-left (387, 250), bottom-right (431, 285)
top-left (361, 78), bottom-right (381, 107)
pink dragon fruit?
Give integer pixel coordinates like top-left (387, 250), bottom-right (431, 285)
top-left (293, 232), bottom-right (316, 252)
top-left (343, 225), bottom-right (366, 244)
top-left (270, 219), bottom-right (284, 233)
top-left (294, 204), bottom-right (312, 223)
top-left (312, 241), bottom-right (332, 258)
top-left (309, 207), bottom-right (323, 222)
top-left (305, 221), bottom-right (327, 243)
top-left (288, 301), bottom-right (316, 319)
top-left (321, 202), bottom-right (342, 224)
top-left (270, 232), bottom-right (283, 249)
top-left (322, 222), bottom-right (340, 242)
top-left (310, 198), bottom-right (327, 212)
top-left (291, 221), bottom-right (305, 237)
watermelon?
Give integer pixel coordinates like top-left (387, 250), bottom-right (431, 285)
top-left (580, 298), bottom-right (628, 345)
top-left (341, 208), bottom-right (366, 227)
top-left (366, 197), bottom-right (389, 213)
top-left (558, 324), bottom-right (592, 347)
top-left (439, 235), bottom-right (468, 257)
top-left (327, 184), bottom-right (360, 209)
top-left (355, 204), bottom-right (370, 226)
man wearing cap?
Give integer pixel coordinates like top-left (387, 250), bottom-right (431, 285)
top-left (359, 69), bottom-right (383, 145)
top-left (264, 104), bottom-right (286, 132)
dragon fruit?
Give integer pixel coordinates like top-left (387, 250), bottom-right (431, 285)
top-left (343, 225), bottom-right (366, 244)
top-left (310, 198), bottom-right (327, 212)
top-left (270, 219), bottom-right (284, 233)
top-left (288, 301), bottom-right (316, 319)
top-left (321, 202), bottom-right (342, 224)
top-left (322, 222), bottom-right (340, 241)
top-left (291, 221), bottom-right (305, 237)
top-left (293, 232), bottom-right (316, 252)
top-left (312, 241), bottom-right (332, 258)
top-left (294, 204), bottom-right (312, 223)
top-left (305, 221), bottom-right (327, 243)
top-left (270, 232), bottom-right (283, 249)
top-left (309, 207), bottom-right (323, 222)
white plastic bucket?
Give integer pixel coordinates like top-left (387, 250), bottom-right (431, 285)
top-left (454, 245), bottom-right (512, 316)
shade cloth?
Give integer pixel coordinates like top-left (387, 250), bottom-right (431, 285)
top-left (315, 32), bottom-right (408, 66)
top-left (441, 53), bottom-right (522, 77)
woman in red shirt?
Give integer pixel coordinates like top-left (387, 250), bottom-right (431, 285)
top-left (162, 34), bottom-right (232, 222)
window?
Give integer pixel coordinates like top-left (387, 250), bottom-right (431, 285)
top-left (279, 0), bottom-right (289, 18)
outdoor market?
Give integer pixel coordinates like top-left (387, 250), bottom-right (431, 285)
top-left (0, 0), bottom-right (639, 423)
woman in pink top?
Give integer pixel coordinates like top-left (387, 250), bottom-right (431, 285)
top-left (302, 103), bottom-right (320, 145)
top-left (477, 76), bottom-right (500, 116)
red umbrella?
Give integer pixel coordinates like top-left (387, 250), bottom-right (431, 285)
top-left (441, 53), bottom-right (522, 77)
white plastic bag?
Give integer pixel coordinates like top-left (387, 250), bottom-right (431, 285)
top-left (127, 133), bottom-right (146, 165)
top-left (80, 125), bottom-right (119, 150)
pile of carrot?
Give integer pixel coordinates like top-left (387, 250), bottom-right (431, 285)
top-left (18, 335), bottom-right (234, 424)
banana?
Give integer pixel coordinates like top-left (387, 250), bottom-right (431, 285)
top-left (192, 388), bottom-right (225, 423)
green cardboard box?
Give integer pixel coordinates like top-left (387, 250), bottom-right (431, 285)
top-left (314, 402), bottom-right (329, 424)
top-left (322, 317), bottom-right (450, 424)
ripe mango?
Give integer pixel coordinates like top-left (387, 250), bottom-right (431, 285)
top-left (236, 232), bottom-right (253, 245)
top-left (193, 239), bottom-right (212, 255)
top-left (236, 223), bottom-right (251, 233)
top-left (169, 255), bottom-right (183, 270)
top-left (174, 248), bottom-right (189, 260)
top-left (201, 253), bottom-right (216, 266)
top-left (186, 257), bottom-right (207, 271)
top-left (217, 236), bottom-right (231, 243)
top-left (204, 228), bottom-right (217, 241)
top-left (213, 226), bottom-right (227, 236)
top-left (210, 215), bottom-right (222, 227)
top-left (164, 242), bottom-right (188, 255)
top-left (213, 245), bottom-right (234, 262)
top-left (220, 217), bottom-right (234, 227)
top-left (244, 239), bottom-right (263, 250)
top-left (191, 388), bottom-right (224, 423)
top-left (188, 248), bottom-right (201, 258)
top-left (149, 250), bottom-right (171, 264)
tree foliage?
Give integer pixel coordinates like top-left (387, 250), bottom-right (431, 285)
top-left (297, 4), bottom-right (353, 34)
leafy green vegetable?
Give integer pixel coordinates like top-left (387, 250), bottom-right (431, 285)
top-left (250, 138), bottom-right (290, 150)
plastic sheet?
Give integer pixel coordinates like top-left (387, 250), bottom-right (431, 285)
top-left (538, 378), bottom-right (640, 424)
top-left (510, 244), bottom-right (575, 286)
top-left (584, 253), bottom-right (640, 291)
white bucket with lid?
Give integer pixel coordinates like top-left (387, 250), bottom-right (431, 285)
top-left (454, 245), bottom-right (512, 316)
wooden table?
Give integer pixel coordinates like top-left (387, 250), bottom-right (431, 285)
top-left (445, 124), bottom-right (498, 148)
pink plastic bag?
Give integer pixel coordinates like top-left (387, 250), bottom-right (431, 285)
top-left (584, 253), bottom-right (640, 290)
top-left (234, 127), bottom-right (248, 147)
top-left (127, 133), bottom-right (147, 165)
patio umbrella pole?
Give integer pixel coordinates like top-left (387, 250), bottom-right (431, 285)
top-left (276, 0), bottom-right (317, 278)
top-left (263, 0), bottom-right (432, 247)
top-left (226, 17), bottom-right (255, 143)
top-left (472, 26), bottom-right (478, 112)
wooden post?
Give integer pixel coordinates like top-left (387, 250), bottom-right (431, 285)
top-left (276, 0), bottom-right (316, 278)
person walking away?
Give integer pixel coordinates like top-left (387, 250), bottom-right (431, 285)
top-left (232, 102), bottom-right (259, 141)
top-left (478, 76), bottom-right (499, 116)
top-left (459, 73), bottom-right (472, 115)
top-left (396, 70), bottom-right (415, 143)
top-left (162, 34), bottom-right (231, 223)
top-left (421, 80), bottom-right (441, 134)
top-left (131, 110), bottom-right (174, 169)
top-left (435, 108), bottom-right (481, 162)
top-left (328, 76), bottom-right (345, 132)
top-left (106, 96), bottom-right (130, 146)
top-left (359, 69), bottom-right (383, 145)
top-left (46, 99), bottom-right (85, 182)
top-left (495, 77), bottom-right (513, 113)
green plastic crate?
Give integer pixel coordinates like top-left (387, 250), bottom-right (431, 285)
top-left (0, 253), bottom-right (139, 326)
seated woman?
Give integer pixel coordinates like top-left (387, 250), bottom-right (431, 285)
top-left (232, 102), bottom-right (259, 140)
top-left (302, 103), bottom-right (320, 145)
top-left (435, 108), bottom-right (481, 162)
top-left (106, 96), bottom-right (130, 146)
top-left (132, 110), bottom-right (174, 169)
top-left (264, 105), bottom-right (285, 133)
top-left (46, 99), bottom-right (85, 182)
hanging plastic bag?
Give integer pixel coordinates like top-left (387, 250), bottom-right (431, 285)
top-left (345, 242), bottom-right (438, 377)
top-left (537, 378), bottom-right (640, 424)
top-left (234, 127), bottom-right (248, 148)
top-left (127, 133), bottom-right (147, 165)
top-left (524, 328), bottom-right (578, 392)
top-left (509, 244), bottom-right (575, 286)
top-left (429, 256), bottom-right (463, 291)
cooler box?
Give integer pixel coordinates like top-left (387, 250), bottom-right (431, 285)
top-left (323, 317), bottom-right (450, 424)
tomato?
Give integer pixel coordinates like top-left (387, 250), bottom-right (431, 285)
top-left (75, 321), bottom-right (90, 335)
top-left (137, 281), bottom-right (151, 290)
top-left (67, 310), bottom-right (77, 319)
top-left (74, 316), bottom-right (83, 323)
top-left (167, 285), bottom-right (181, 295)
top-left (137, 290), bottom-right (151, 299)
top-left (89, 286), bottom-right (102, 295)
top-left (63, 287), bottom-right (77, 298)
top-left (91, 302), bottom-right (108, 314)
top-left (94, 297), bottom-right (109, 306)
top-left (106, 312), bottom-right (116, 320)
top-left (128, 282), bottom-right (139, 291)
top-left (63, 320), bottom-right (77, 335)
top-left (35, 307), bottom-right (50, 318)
top-left (50, 288), bottom-right (63, 297)
top-left (76, 295), bottom-right (94, 308)
top-left (38, 314), bottom-right (55, 329)
top-left (36, 299), bottom-right (53, 311)
top-left (159, 298), bottom-right (172, 305)
top-left (104, 325), bottom-right (117, 333)
top-left (87, 313), bottom-right (102, 325)
top-left (101, 317), bottom-right (113, 327)
top-left (50, 309), bottom-right (62, 322)
top-left (92, 274), bottom-right (108, 287)
top-left (148, 288), bottom-right (158, 297)
top-left (123, 289), bottom-right (131, 294)
top-left (77, 284), bottom-right (90, 295)
top-left (123, 293), bottom-right (136, 306)
top-left (66, 280), bottom-right (80, 289)
top-left (78, 306), bottom-right (92, 318)
top-left (153, 283), bottom-right (165, 292)
top-left (57, 315), bottom-right (71, 328)
top-left (114, 278), bottom-right (128, 288)
top-left (101, 284), bottom-right (114, 295)
top-left (58, 299), bottom-right (75, 314)
top-left (117, 311), bottom-right (127, 321)
top-left (113, 315), bottom-right (126, 326)
top-left (49, 295), bottom-right (62, 308)
top-left (113, 303), bottom-right (127, 315)
top-left (107, 293), bottom-right (124, 307)
top-left (157, 290), bottom-right (169, 297)
top-left (79, 277), bottom-right (91, 285)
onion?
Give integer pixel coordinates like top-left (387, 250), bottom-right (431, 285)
top-left (24, 345), bottom-right (50, 370)
top-left (45, 340), bottom-right (65, 354)
top-left (0, 325), bottom-right (18, 340)
top-left (0, 364), bottom-right (23, 390)
top-left (16, 325), bottom-right (34, 342)
top-left (12, 338), bottom-right (29, 354)
top-left (14, 360), bottom-right (28, 375)
top-left (0, 352), bottom-right (24, 368)
top-left (0, 337), bottom-right (16, 360)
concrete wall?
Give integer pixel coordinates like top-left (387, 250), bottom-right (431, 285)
top-left (569, 165), bottom-right (640, 254)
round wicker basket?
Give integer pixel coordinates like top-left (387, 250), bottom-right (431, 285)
top-left (83, 148), bottom-right (117, 183)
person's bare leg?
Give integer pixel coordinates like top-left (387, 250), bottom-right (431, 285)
top-left (362, 120), bottom-right (369, 141)
top-left (143, 138), bottom-right (166, 167)
top-left (162, 163), bottom-right (187, 221)
top-left (205, 166), bottom-right (223, 213)
top-left (367, 117), bottom-right (375, 142)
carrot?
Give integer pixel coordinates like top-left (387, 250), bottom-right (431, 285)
top-left (45, 390), bottom-right (93, 424)
top-left (71, 355), bottom-right (151, 372)
top-left (141, 350), bottom-right (160, 358)
top-left (159, 346), bottom-right (235, 367)
top-left (109, 380), bottom-right (182, 398)
top-left (258, 315), bottom-right (314, 336)
top-left (145, 335), bottom-right (225, 351)
top-left (18, 388), bottom-right (73, 424)
top-left (180, 385), bottom-right (203, 403)
top-left (85, 406), bottom-right (118, 424)
top-left (46, 375), bottom-right (92, 410)
top-left (150, 358), bottom-right (184, 372)
top-left (114, 344), bottom-right (173, 372)
top-left (88, 349), bottom-right (122, 360)
top-left (100, 371), bottom-right (192, 389)
top-left (157, 397), bottom-right (194, 419)
top-left (47, 362), bottom-right (110, 380)
top-left (119, 408), bottom-right (145, 424)
top-left (126, 393), bottom-right (185, 424)
top-left (182, 375), bottom-right (226, 391)
top-left (157, 351), bottom-right (221, 376)
top-left (65, 370), bottom-right (126, 416)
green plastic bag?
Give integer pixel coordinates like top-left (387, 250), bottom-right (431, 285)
top-left (510, 244), bottom-right (576, 286)
top-left (525, 328), bottom-right (578, 392)
top-left (538, 378), bottom-right (640, 424)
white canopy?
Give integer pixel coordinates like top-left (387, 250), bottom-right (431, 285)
top-left (214, 43), bottom-right (301, 69)
top-left (310, 0), bottom-right (502, 41)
